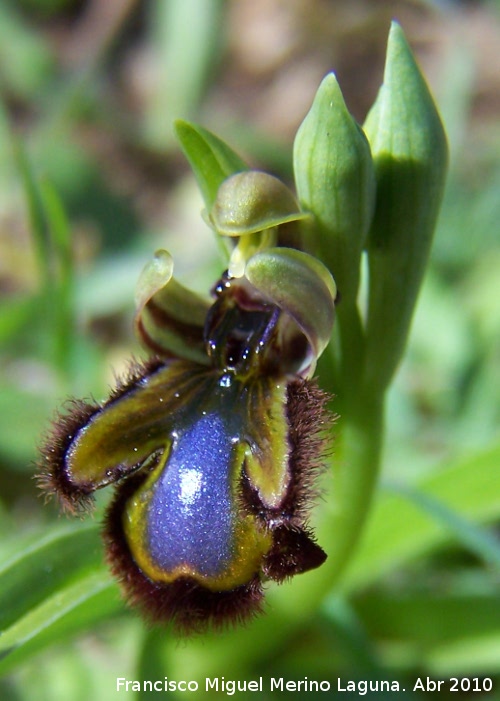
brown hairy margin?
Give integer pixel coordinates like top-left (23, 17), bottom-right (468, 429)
top-left (102, 472), bottom-right (265, 634)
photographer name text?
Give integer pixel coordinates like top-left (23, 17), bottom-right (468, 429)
top-left (116, 676), bottom-right (493, 695)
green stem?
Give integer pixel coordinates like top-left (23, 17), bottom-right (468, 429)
top-left (335, 299), bottom-right (365, 397)
top-left (316, 285), bottom-right (384, 588)
top-left (325, 389), bottom-right (384, 586)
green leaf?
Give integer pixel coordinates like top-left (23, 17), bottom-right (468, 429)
top-left (14, 141), bottom-right (77, 376)
top-left (136, 629), bottom-right (171, 701)
top-left (0, 524), bottom-right (120, 675)
top-left (354, 590), bottom-right (500, 675)
top-left (0, 572), bottom-right (120, 678)
top-left (0, 296), bottom-right (36, 347)
top-left (322, 594), bottom-right (382, 674)
top-left (388, 483), bottom-right (500, 570)
top-left (363, 22), bottom-right (448, 393)
top-left (144, 0), bottom-right (225, 149)
top-left (0, 524), bottom-right (101, 631)
top-left (39, 177), bottom-right (77, 376)
top-left (344, 441), bottom-right (500, 592)
top-left (13, 139), bottom-right (51, 293)
top-left (174, 120), bottom-right (248, 210)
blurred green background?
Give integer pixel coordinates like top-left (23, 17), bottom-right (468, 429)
top-left (0, 0), bottom-right (499, 699)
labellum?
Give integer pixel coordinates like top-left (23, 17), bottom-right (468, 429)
top-left (38, 175), bottom-right (337, 633)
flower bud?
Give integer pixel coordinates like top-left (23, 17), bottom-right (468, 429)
top-left (293, 73), bottom-right (375, 304)
top-left (363, 22), bottom-right (448, 392)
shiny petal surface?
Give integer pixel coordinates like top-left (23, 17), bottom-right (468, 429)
top-left (123, 410), bottom-right (272, 591)
top-left (54, 360), bottom-right (293, 591)
top-left (61, 362), bottom-right (208, 492)
top-left (245, 247), bottom-right (337, 375)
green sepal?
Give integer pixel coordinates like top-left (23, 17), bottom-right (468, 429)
top-left (363, 22), bottom-right (448, 392)
top-left (135, 249), bottom-right (210, 364)
top-left (210, 170), bottom-right (309, 278)
top-left (210, 171), bottom-right (308, 237)
top-left (293, 72), bottom-right (375, 304)
top-left (245, 247), bottom-right (336, 375)
top-left (174, 119), bottom-right (248, 211)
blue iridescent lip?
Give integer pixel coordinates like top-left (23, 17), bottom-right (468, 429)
top-left (140, 414), bottom-right (236, 579)
top-left (99, 361), bottom-right (331, 630)
top-left (38, 247), bottom-right (336, 633)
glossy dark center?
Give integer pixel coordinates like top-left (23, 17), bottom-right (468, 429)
top-left (204, 277), bottom-right (282, 376)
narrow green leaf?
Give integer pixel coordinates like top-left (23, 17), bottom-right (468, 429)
top-left (322, 594), bottom-right (382, 674)
top-left (14, 141), bottom-right (77, 375)
top-left (0, 297), bottom-right (35, 346)
top-left (0, 573), bottom-right (120, 677)
top-left (39, 179), bottom-right (72, 276)
top-left (13, 139), bottom-right (51, 293)
top-left (388, 483), bottom-right (500, 570)
top-left (144, 0), bottom-right (225, 149)
top-left (0, 524), bottom-right (102, 631)
top-left (136, 629), bottom-right (171, 701)
top-left (174, 119), bottom-right (248, 210)
top-left (39, 178), bottom-right (76, 376)
top-left (0, 524), bottom-right (121, 676)
top-left (355, 590), bottom-right (500, 648)
top-left (428, 633), bottom-right (500, 676)
top-left (344, 441), bottom-right (500, 592)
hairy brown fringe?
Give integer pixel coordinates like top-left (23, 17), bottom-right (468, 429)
top-left (103, 472), bottom-right (264, 634)
top-left (36, 356), bottom-right (166, 515)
